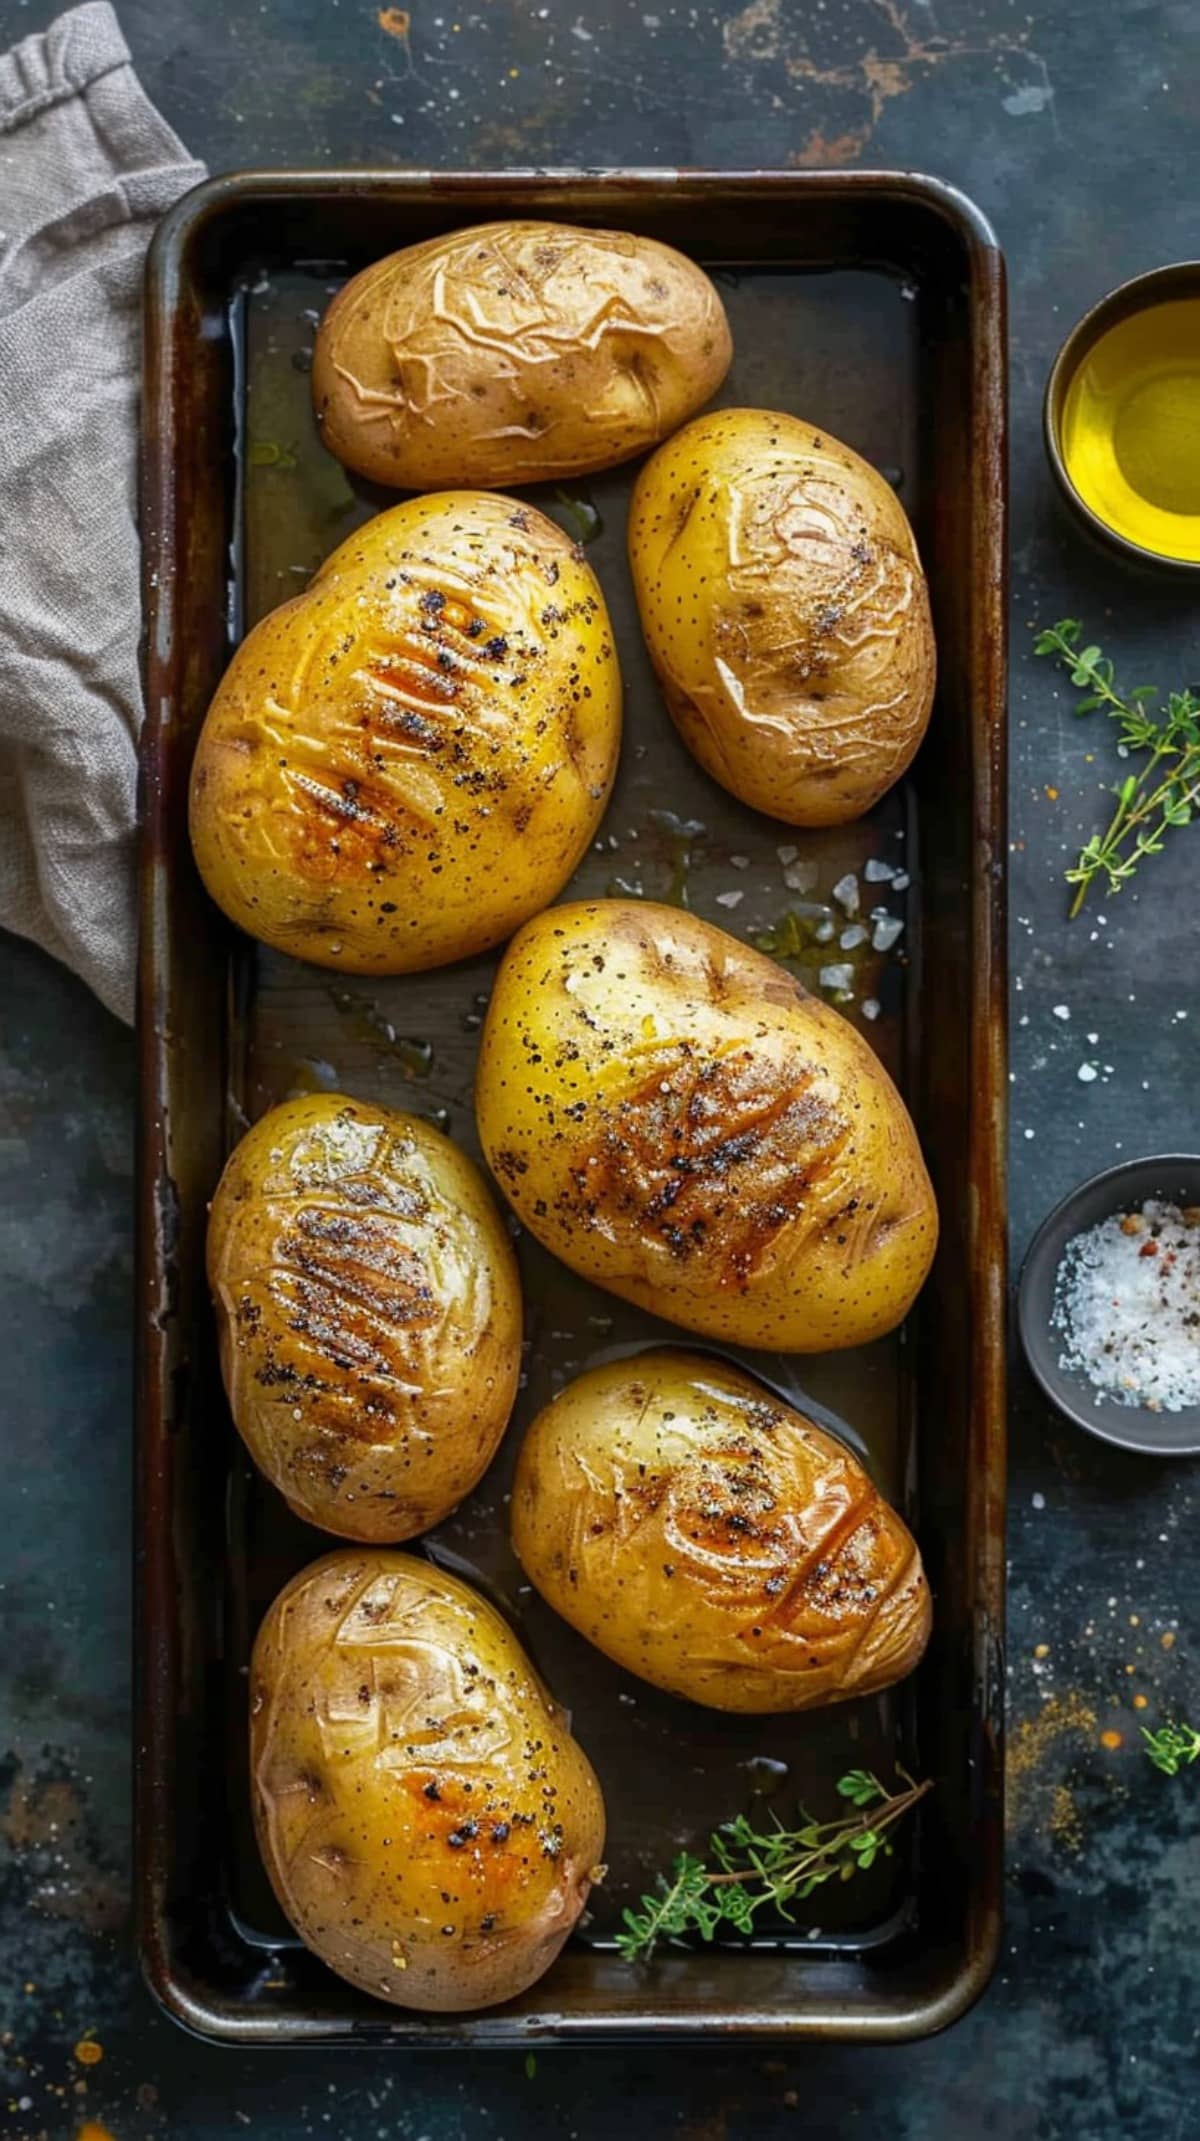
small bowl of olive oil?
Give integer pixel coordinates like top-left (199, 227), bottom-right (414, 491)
top-left (1045, 263), bottom-right (1200, 573)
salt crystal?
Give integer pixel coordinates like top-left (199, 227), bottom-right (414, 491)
top-left (861, 998), bottom-right (881, 1021)
top-left (819, 963), bottom-right (854, 993)
top-left (839, 924), bottom-right (868, 950)
top-left (1053, 1199), bottom-right (1200, 1411)
top-left (831, 873), bottom-right (860, 915)
top-left (864, 858), bottom-right (896, 883)
top-left (729, 853), bottom-right (750, 870)
top-left (715, 890), bottom-right (743, 909)
top-left (1077, 1063), bottom-right (1098, 1083)
top-left (891, 871), bottom-right (911, 891)
top-left (784, 861), bottom-right (818, 893)
top-left (872, 915), bottom-right (904, 952)
top-left (814, 918), bottom-right (835, 943)
top-left (776, 844), bottom-right (799, 866)
top-left (1052, 1005), bottom-right (1070, 1021)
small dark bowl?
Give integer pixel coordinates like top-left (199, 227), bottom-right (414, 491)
top-left (1018, 1155), bottom-right (1200, 1456)
top-left (1044, 261), bottom-right (1200, 577)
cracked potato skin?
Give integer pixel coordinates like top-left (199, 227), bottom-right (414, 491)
top-left (629, 408), bottom-right (935, 827)
top-left (475, 900), bottom-right (937, 1353)
top-left (312, 220), bottom-right (731, 490)
top-left (208, 1094), bottom-right (521, 1541)
top-left (250, 1551), bottom-right (606, 2011)
top-left (188, 492), bottom-right (621, 973)
top-left (511, 1350), bottom-right (931, 1712)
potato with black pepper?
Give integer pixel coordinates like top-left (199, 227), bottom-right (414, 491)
top-left (512, 1350), bottom-right (931, 1712)
top-left (250, 1551), bottom-right (606, 2010)
top-left (208, 1094), bottom-right (521, 1540)
top-left (629, 407), bottom-right (935, 826)
top-left (188, 491), bottom-right (621, 973)
top-left (312, 220), bottom-right (732, 489)
top-left (475, 900), bottom-right (937, 1352)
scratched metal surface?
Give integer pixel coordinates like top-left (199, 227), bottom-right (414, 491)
top-left (0, 0), bottom-right (1197, 2136)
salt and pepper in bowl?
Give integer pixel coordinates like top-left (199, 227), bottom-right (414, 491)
top-left (1019, 1155), bottom-right (1200, 1456)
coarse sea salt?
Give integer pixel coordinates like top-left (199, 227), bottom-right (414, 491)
top-left (1052, 1199), bottom-right (1200, 1412)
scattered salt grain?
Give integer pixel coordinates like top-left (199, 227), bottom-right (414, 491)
top-left (819, 963), bottom-right (854, 993)
top-left (831, 873), bottom-right (860, 915)
top-left (891, 871), bottom-right (911, 891)
top-left (1052, 1005), bottom-right (1071, 1021)
top-left (784, 861), bottom-right (818, 893)
top-left (871, 914), bottom-right (904, 952)
top-left (776, 845), bottom-right (799, 866)
top-left (715, 890), bottom-right (743, 909)
top-left (864, 858), bottom-right (896, 883)
top-left (1052, 1199), bottom-right (1200, 1411)
top-left (729, 853), bottom-right (750, 870)
top-left (861, 998), bottom-right (881, 1021)
top-left (1077, 1063), bottom-right (1098, 1083)
top-left (839, 924), bottom-right (868, 950)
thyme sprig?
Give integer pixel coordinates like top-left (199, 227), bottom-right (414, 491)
top-left (616, 1768), bottom-right (932, 1963)
top-left (1142, 1721), bottom-right (1200, 1776)
top-left (1034, 619), bottom-right (1200, 918)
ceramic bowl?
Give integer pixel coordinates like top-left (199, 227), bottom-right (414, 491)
top-left (1018, 1153), bottom-right (1200, 1455)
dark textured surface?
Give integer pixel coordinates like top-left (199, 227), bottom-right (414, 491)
top-left (0, 1), bottom-right (1197, 2136)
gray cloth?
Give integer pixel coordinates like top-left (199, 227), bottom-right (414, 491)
top-left (0, 3), bottom-right (204, 1022)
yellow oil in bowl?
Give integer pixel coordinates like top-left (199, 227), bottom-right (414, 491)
top-left (1061, 297), bottom-right (1200, 562)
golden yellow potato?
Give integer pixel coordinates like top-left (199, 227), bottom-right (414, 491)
top-left (250, 1551), bottom-right (605, 2011)
top-left (512, 1350), bottom-right (931, 1713)
top-left (476, 900), bottom-right (936, 1352)
top-left (188, 492), bottom-right (621, 973)
top-left (208, 1094), bottom-right (521, 1541)
top-left (629, 408), bottom-right (936, 826)
top-left (312, 220), bottom-right (731, 489)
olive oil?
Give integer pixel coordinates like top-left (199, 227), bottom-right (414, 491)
top-left (1062, 297), bottom-right (1200, 561)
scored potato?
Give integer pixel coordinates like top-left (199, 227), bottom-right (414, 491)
top-left (512, 1350), bottom-right (931, 1713)
top-left (629, 407), bottom-right (936, 826)
top-left (312, 220), bottom-right (732, 490)
top-left (208, 1094), bottom-right (521, 1541)
top-left (251, 1551), bottom-right (606, 2011)
top-left (188, 491), bottom-right (621, 973)
top-left (475, 899), bottom-right (937, 1352)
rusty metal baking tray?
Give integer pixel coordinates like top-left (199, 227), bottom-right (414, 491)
top-left (137, 168), bottom-right (1007, 2045)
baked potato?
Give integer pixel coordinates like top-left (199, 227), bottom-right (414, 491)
top-left (312, 220), bottom-right (732, 490)
top-left (188, 491), bottom-right (621, 973)
top-left (512, 1350), bottom-right (930, 1712)
top-left (475, 899), bottom-right (937, 1352)
top-left (250, 1550), bottom-right (605, 2010)
top-left (208, 1094), bottom-right (521, 1540)
top-left (628, 407), bottom-right (936, 826)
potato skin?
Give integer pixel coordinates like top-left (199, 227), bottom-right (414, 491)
top-left (475, 900), bottom-right (937, 1352)
top-left (250, 1551), bottom-right (605, 2011)
top-left (188, 492), bottom-right (620, 973)
top-left (208, 1094), bottom-right (521, 1541)
top-left (512, 1351), bottom-right (931, 1712)
top-left (312, 220), bottom-right (732, 490)
top-left (629, 408), bottom-right (936, 826)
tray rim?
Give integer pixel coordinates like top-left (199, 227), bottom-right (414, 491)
top-left (136, 163), bottom-right (1008, 2047)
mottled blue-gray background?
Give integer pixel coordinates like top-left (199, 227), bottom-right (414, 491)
top-left (2, 2), bottom-right (1198, 2137)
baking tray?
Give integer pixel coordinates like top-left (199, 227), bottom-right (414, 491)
top-left (137, 169), bottom-right (1007, 2045)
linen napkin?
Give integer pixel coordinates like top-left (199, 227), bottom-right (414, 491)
top-left (0, 2), bottom-right (205, 1022)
